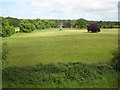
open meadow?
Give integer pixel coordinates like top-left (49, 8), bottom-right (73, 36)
top-left (1, 0), bottom-right (119, 88)
top-left (2, 28), bottom-right (119, 88)
top-left (3, 28), bottom-right (118, 67)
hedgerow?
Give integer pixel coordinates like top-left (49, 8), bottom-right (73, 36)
top-left (3, 62), bottom-right (116, 88)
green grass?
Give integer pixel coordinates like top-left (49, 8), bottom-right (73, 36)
top-left (2, 28), bottom-right (118, 88)
top-left (3, 28), bottom-right (118, 67)
top-left (3, 62), bottom-right (119, 88)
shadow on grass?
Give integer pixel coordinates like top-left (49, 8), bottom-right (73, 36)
top-left (0, 33), bottom-right (2, 37)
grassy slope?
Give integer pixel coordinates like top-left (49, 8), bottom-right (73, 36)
top-left (3, 28), bottom-right (118, 67)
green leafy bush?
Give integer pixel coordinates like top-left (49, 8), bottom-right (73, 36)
top-left (20, 20), bottom-right (35, 33)
top-left (3, 62), bottom-right (116, 88)
top-left (2, 42), bottom-right (10, 62)
top-left (111, 47), bottom-right (120, 71)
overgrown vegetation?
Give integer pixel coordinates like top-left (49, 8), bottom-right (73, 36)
top-left (2, 42), bottom-right (10, 63)
top-left (3, 61), bottom-right (118, 88)
top-left (111, 47), bottom-right (120, 72)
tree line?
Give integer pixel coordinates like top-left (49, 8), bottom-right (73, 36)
top-left (0, 17), bottom-right (119, 37)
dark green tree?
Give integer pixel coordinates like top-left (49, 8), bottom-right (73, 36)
top-left (43, 20), bottom-right (51, 29)
top-left (2, 18), bottom-right (15, 37)
top-left (35, 20), bottom-right (45, 29)
top-left (20, 19), bottom-right (35, 33)
top-left (75, 18), bottom-right (87, 28)
top-left (6, 17), bottom-right (20, 27)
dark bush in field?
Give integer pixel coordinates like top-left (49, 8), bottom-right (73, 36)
top-left (87, 22), bottom-right (100, 33)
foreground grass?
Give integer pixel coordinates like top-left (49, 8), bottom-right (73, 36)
top-left (3, 62), bottom-right (119, 88)
top-left (3, 28), bottom-right (118, 67)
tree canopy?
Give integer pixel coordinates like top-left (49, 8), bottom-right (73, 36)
top-left (1, 16), bottom-right (119, 37)
top-left (20, 19), bottom-right (35, 33)
top-left (1, 17), bottom-right (15, 37)
top-left (75, 18), bottom-right (87, 28)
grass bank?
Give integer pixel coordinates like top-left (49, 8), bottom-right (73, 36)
top-left (3, 62), bottom-right (119, 88)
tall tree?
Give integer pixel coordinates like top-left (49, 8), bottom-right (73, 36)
top-left (6, 17), bottom-right (20, 27)
top-left (20, 19), bottom-right (35, 33)
top-left (75, 18), bottom-right (87, 28)
top-left (2, 17), bottom-right (15, 37)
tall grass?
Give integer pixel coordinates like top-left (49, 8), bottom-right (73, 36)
top-left (3, 62), bottom-right (118, 88)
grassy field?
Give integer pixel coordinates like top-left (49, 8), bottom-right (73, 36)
top-left (3, 28), bottom-right (118, 67)
top-left (2, 28), bottom-right (119, 88)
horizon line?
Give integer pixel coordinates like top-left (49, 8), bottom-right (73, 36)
top-left (0, 16), bottom-right (118, 22)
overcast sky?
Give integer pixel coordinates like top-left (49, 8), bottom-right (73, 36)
top-left (0, 0), bottom-right (119, 21)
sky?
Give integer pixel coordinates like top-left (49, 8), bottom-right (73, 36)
top-left (0, 0), bottom-right (119, 21)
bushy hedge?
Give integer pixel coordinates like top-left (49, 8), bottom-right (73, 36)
top-left (3, 62), bottom-right (115, 88)
top-left (2, 42), bottom-right (10, 62)
top-left (111, 47), bottom-right (120, 72)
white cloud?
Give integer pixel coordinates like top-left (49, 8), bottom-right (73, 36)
top-left (17, 2), bottom-right (27, 7)
top-left (0, 0), bottom-right (31, 2)
top-left (0, 0), bottom-right (119, 20)
top-left (31, 1), bottom-right (51, 8)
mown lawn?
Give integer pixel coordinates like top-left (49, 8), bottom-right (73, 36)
top-left (3, 28), bottom-right (118, 67)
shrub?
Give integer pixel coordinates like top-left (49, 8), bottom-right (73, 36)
top-left (111, 47), bottom-right (120, 71)
top-left (2, 42), bottom-right (10, 62)
top-left (87, 22), bottom-right (100, 33)
top-left (3, 61), bottom-right (115, 88)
